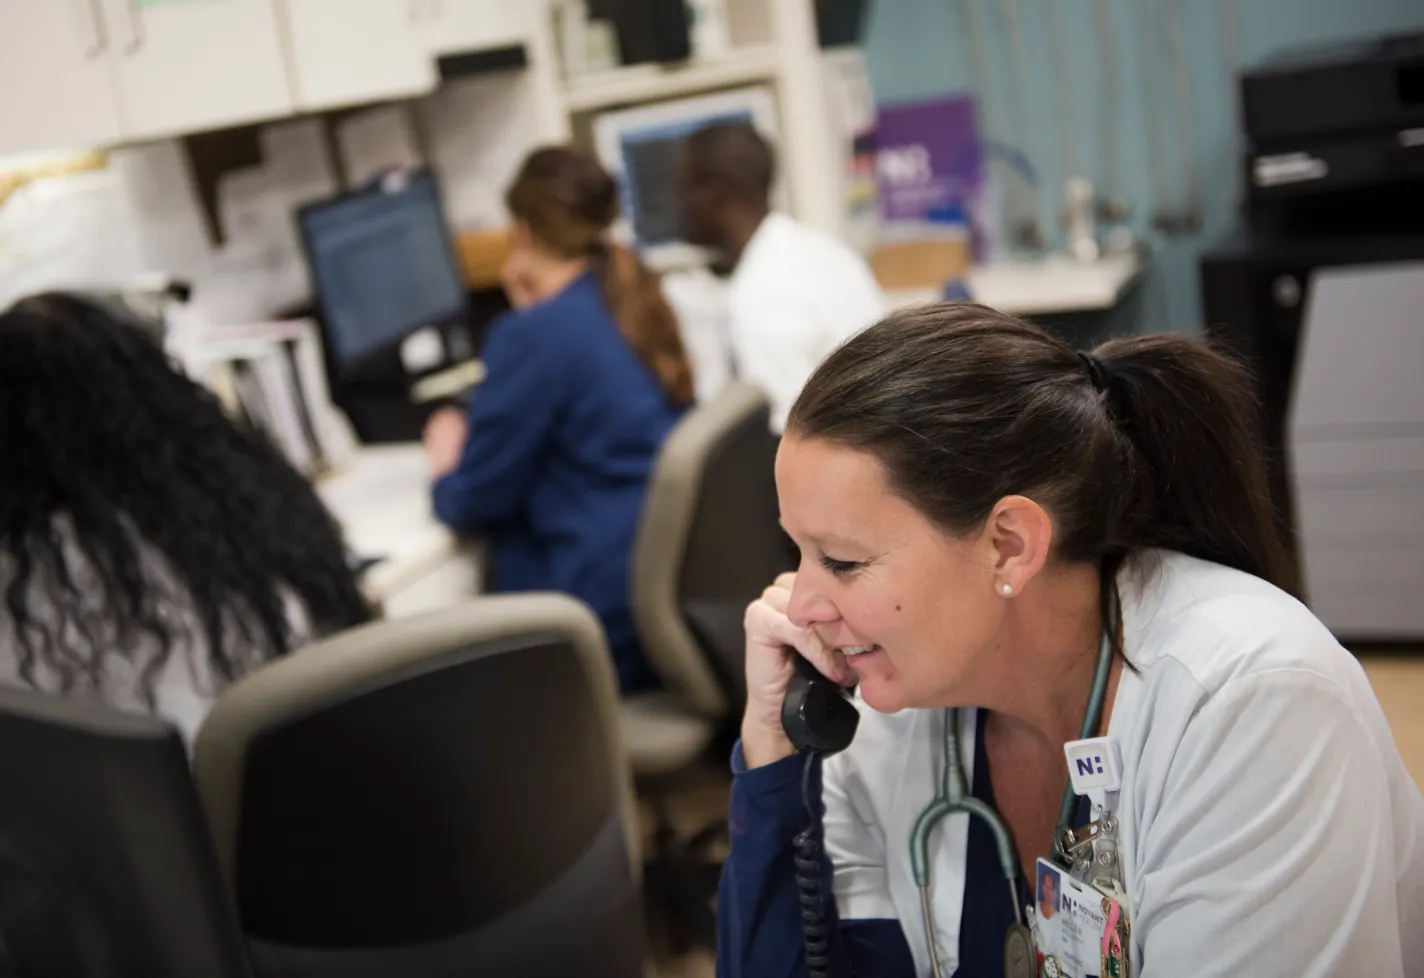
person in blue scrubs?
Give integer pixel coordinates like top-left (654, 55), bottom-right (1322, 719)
top-left (424, 146), bottom-right (694, 693)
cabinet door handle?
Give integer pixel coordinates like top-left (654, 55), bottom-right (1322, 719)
top-left (122, 0), bottom-right (144, 53)
top-left (70, 0), bottom-right (107, 57)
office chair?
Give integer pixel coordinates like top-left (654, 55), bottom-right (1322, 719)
top-left (0, 686), bottom-right (251, 978)
top-left (625, 382), bottom-right (791, 947)
top-left (191, 594), bottom-right (643, 978)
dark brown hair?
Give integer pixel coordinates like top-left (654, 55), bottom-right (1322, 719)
top-left (787, 303), bottom-right (1295, 596)
top-left (505, 146), bottom-right (694, 404)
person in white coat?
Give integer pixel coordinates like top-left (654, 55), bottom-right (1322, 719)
top-left (678, 121), bottom-right (883, 432)
top-left (717, 301), bottom-right (1424, 977)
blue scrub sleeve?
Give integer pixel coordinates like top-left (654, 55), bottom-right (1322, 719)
top-left (716, 744), bottom-right (916, 978)
top-left (431, 313), bottom-right (566, 533)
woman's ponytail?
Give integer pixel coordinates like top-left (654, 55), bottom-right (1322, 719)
top-left (504, 144), bottom-right (696, 407)
top-left (593, 243), bottom-right (695, 406)
top-left (1093, 333), bottom-right (1297, 594)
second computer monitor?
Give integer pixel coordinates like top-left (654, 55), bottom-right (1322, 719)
top-left (298, 170), bottom-right (469, 381)
top-left (593, 86), bottom-right (783, 270)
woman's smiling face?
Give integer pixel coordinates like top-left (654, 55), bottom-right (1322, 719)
top-left (775, 435), bottom-right (1007, 714)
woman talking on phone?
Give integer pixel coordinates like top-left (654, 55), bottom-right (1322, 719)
top-left (717, 303), bottom-right (1424, 977)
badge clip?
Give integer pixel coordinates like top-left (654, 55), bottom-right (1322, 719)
top-left (1064, 736), bottom-right (1121, 813)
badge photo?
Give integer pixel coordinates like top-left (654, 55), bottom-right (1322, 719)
top-left (1032, 858), bottom-right (1131, 978)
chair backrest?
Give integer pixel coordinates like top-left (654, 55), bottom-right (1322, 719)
top-left (0, 686), bottom-right (250, 978)
top-left (191, 594), bottom-right (643, 978)
top-left (632, 382), bottom-right (791, 717)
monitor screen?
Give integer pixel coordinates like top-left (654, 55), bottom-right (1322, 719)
top-left (300, 172), bottom-right (466, 370)
top-left (620, 111), bottom-right (752, 249)
top-left (593, 87), bottom-right (781, 269)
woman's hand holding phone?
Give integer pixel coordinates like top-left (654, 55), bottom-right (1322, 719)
top-left (742, 572), bottom-right (854, 769)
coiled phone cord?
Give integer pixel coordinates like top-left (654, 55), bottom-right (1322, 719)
top-left (793, 751), bottom-right (832, 978)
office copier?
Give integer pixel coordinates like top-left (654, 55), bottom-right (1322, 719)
top-left (1201, 32), bottom-right (1424, 642)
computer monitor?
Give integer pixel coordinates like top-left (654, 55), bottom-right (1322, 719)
top-left (298, 169), bottom-right (470, 381)
top-left (593, 86), bottom-right (782, 270)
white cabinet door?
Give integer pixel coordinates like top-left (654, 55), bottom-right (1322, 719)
top-left (418, 0), bottom-right (528, 54)
top-left (415, 0), bottom-right (567, 143)
top-left (101, 0), bottom-right (293, 141)
top-left (0, 0), bottom-right (123, 155)
top-left (281, 0), bottom-right (436, 111)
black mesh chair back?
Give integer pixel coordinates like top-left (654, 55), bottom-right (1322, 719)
top-left (192, 595), bottom-right (642, 978)
top-left (0, 686), bottom-right (249, 978)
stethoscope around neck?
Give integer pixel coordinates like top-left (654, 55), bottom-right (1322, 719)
top-left (909, 588), bottom-right (1118, 978)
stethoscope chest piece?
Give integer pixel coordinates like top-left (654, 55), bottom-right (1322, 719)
top-left (1004, 922), bottom-right (1035, 978)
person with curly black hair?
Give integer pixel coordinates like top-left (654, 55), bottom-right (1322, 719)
top-left (0, 292), bottom-right (371, 742)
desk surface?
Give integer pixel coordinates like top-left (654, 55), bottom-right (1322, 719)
top-left (885, 252), bottom-right (1143, 316)
top-left (317, 444), bottom-right (460, 606)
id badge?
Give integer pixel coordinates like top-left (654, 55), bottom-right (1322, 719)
top-left (1029, 858), bottom-right (1130, 978)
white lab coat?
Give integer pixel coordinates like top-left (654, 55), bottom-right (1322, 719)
top-left (725, 213), bottom-right (884, 432)
top-left (823, 550), bottom-right (1424, 977)
top-left (662, 265), bottom-right (735, 407)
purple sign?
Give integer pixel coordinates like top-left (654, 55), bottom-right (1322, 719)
top-left (874, 94), bottom-right (985, 225)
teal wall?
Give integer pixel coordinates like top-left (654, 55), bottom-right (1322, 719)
top-left (862, 0), bottom-right (1424, 331)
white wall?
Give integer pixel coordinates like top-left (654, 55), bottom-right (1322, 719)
top-left (0, 69), bottom-right (546, 322)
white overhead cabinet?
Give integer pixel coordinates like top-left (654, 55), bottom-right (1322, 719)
top-left (280, 0), bottom-right (437, 111)
top-left (0, 0), bottom-right (292, 155)
top-left (415, 0), bottom-right (529, 54)
top-left (412, 0), bottom-right (569, 144)
top-left (0, 0), bottom-right (125, 155)
top-left (102, 0), bottom-right (293, 141)
top-left (0, 0), bottom-right (568, 159)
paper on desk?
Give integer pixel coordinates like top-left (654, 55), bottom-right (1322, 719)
top-left (318, 446), bottom-right (436, 521)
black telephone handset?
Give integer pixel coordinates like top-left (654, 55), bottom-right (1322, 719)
top-left (781, 654), bottom-right (860, 755)
top-left (781, 655), bottom-right (859, 978)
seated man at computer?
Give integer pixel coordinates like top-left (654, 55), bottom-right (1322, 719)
top-left (424, 145), bottom-right (694, 694)
top-left (678, 121), bottom-right (884, 432)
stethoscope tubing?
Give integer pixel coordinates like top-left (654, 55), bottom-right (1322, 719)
top-left (911, 586), bottom-right (1120, 978)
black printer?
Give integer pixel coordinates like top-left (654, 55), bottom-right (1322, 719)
top-left (1201, 31), bottom-right (1424, 644)
top-left (1239, 31), bottom-right (1424, 230)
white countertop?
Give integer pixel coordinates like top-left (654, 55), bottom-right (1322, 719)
top-left (316, 443), bottom-right (462, 606)
top-left (885, 252), bottom-right (1143, 316)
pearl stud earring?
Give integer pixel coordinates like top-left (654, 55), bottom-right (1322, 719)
top-left (999, 583), bottom-right (1014, 597)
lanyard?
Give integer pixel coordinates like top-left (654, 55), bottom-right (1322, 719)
top-left (1052, 587), bottom-right (1118, 866)
top-left (910, 585), bottom-right (1119, 978)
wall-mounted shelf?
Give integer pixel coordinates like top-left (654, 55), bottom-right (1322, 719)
top-left (886, 252), bottom-right (1144, 317)
top-left (561, 44), bottom-right (780, 113)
